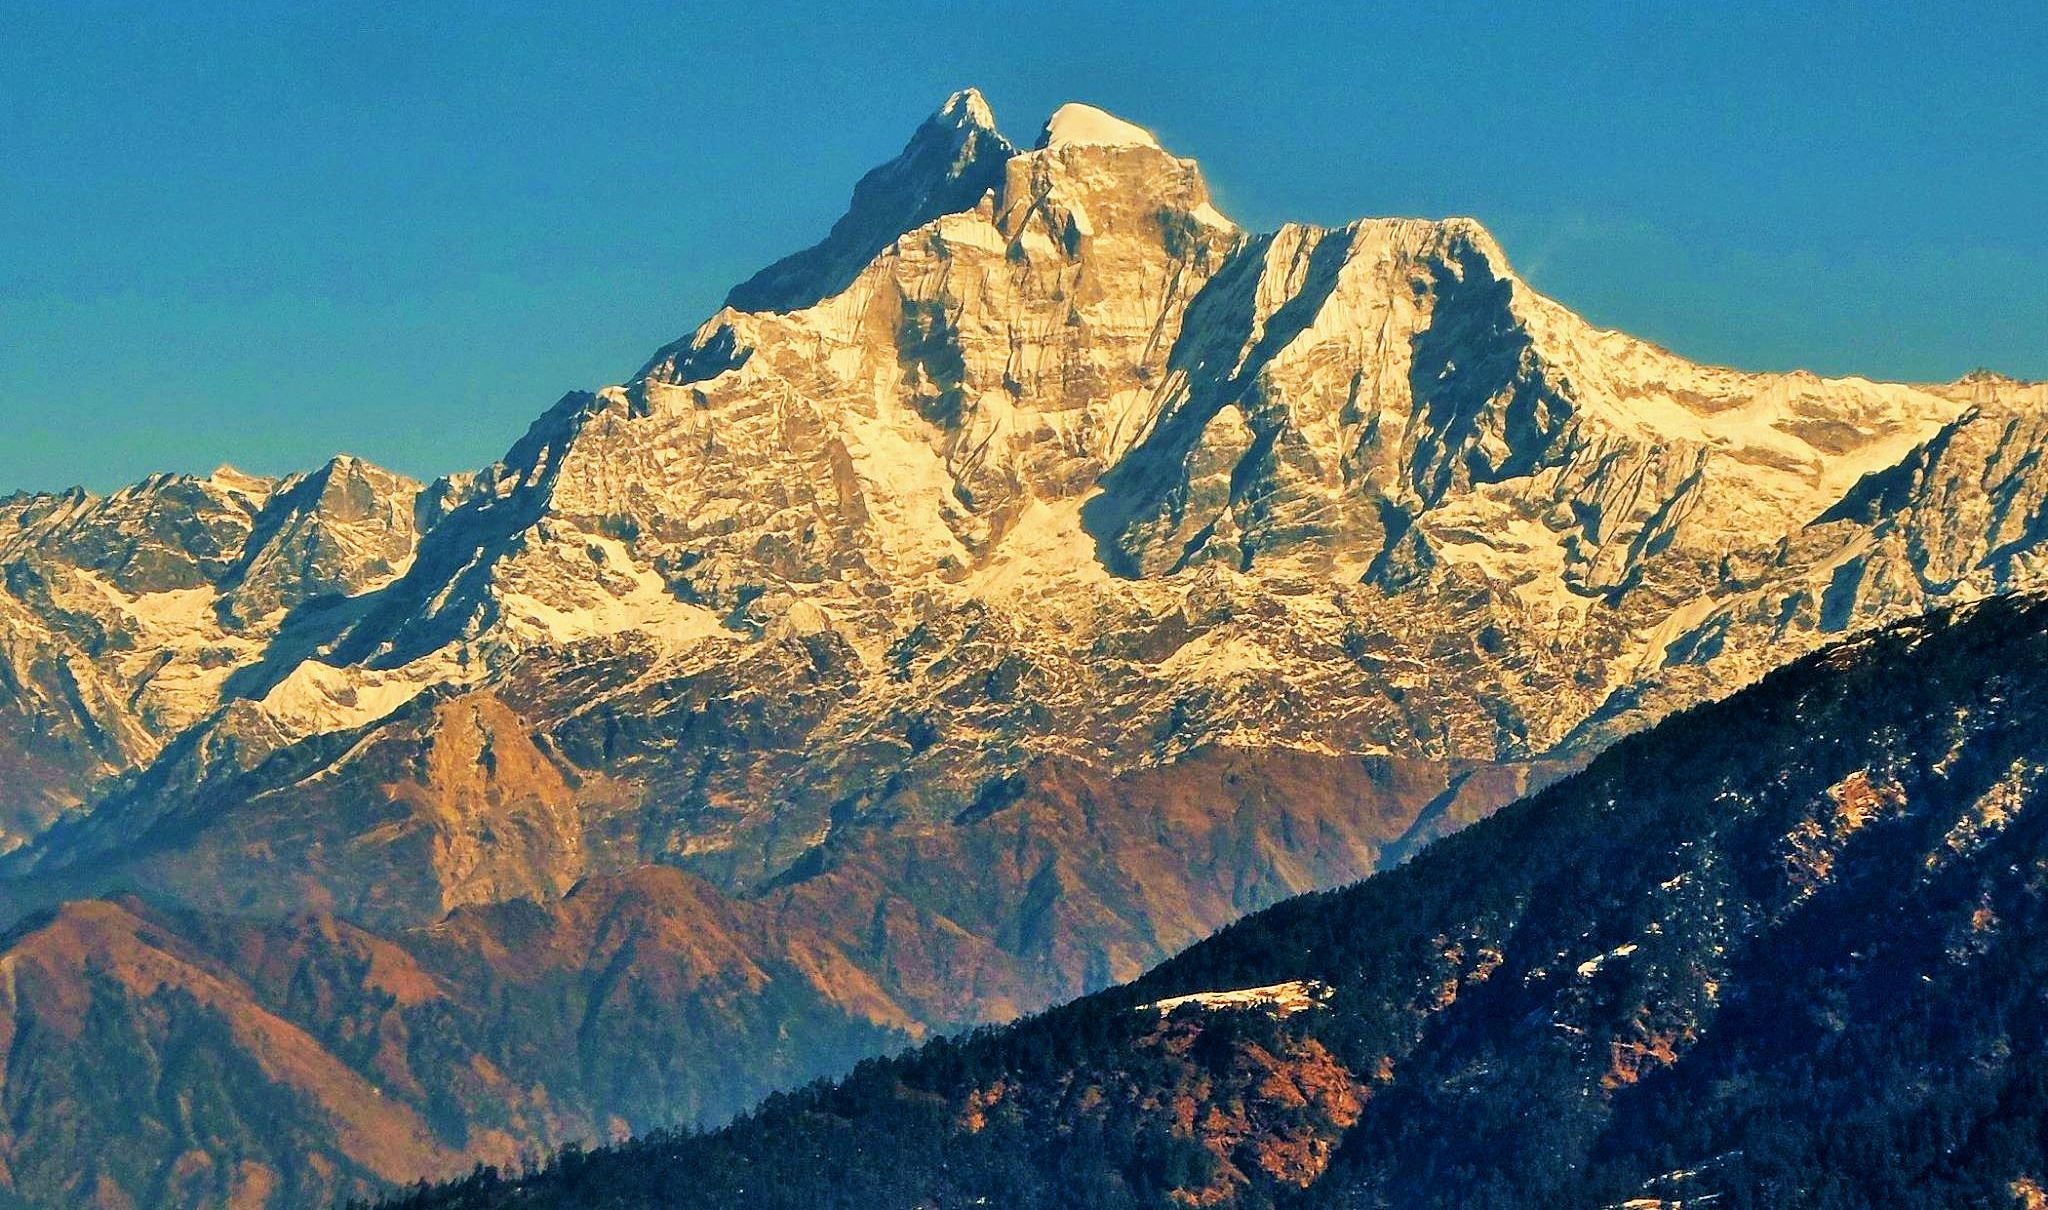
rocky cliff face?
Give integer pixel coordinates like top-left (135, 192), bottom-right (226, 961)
top-left (0, 91), bottom-right (2042, 1208)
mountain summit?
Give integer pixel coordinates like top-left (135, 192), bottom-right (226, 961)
top-left (724, 87), bottom-right (1016, 314)
top-left (1037, 101), bottom-right (1162, 149)
top-left (0, 91), bottom-right (2043, 1209)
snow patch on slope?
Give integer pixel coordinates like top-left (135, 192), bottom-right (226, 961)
top-left (1143, 980), bottom-right (1332, 1018)
top-left (257, 660), bottom-right (439, 736)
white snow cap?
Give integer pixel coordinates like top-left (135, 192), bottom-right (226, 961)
top-left (1038, 102), bottom-right (1161, 150)
top-left (939, 87), bottom-right (998, 130)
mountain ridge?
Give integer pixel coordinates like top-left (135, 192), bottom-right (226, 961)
top-left (0, 89), bottom-right (2044, 1209)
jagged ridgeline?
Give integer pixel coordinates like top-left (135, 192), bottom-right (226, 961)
top-left (381, 591), bottom-right (2048, 1209)
top-left (0, 89), bottom-right (2043, 1209)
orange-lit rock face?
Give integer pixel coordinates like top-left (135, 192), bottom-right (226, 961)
top-left (1779, 768), bottom-right (1908, 900)
top-left (1601, 1015), bottom-right (1698, 1091)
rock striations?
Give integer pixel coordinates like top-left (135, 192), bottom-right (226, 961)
top-left (0, 92), bottom-right (2042, 1208)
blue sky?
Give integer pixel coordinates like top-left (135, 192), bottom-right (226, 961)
top-left (3, 0), bottom-right (2042, 493)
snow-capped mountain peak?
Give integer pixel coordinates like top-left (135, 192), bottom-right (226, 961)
top-left (1037, 101), bottom-right (1162, 150)
top-left (939, 85), bottom-right (998, 131)
top-left (7, 93), bottom-right (2048, 1207)
top-left (9, 87), bottom-right (2048, 943)
top-left (721, 88), bottom-right (1016, 315)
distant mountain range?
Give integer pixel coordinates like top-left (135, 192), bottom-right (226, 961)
top-left (0, 91), bottom-right (2042, 1208)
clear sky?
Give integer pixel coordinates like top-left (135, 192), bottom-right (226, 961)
top-left (3, 0), bottom-right (2042, 493)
